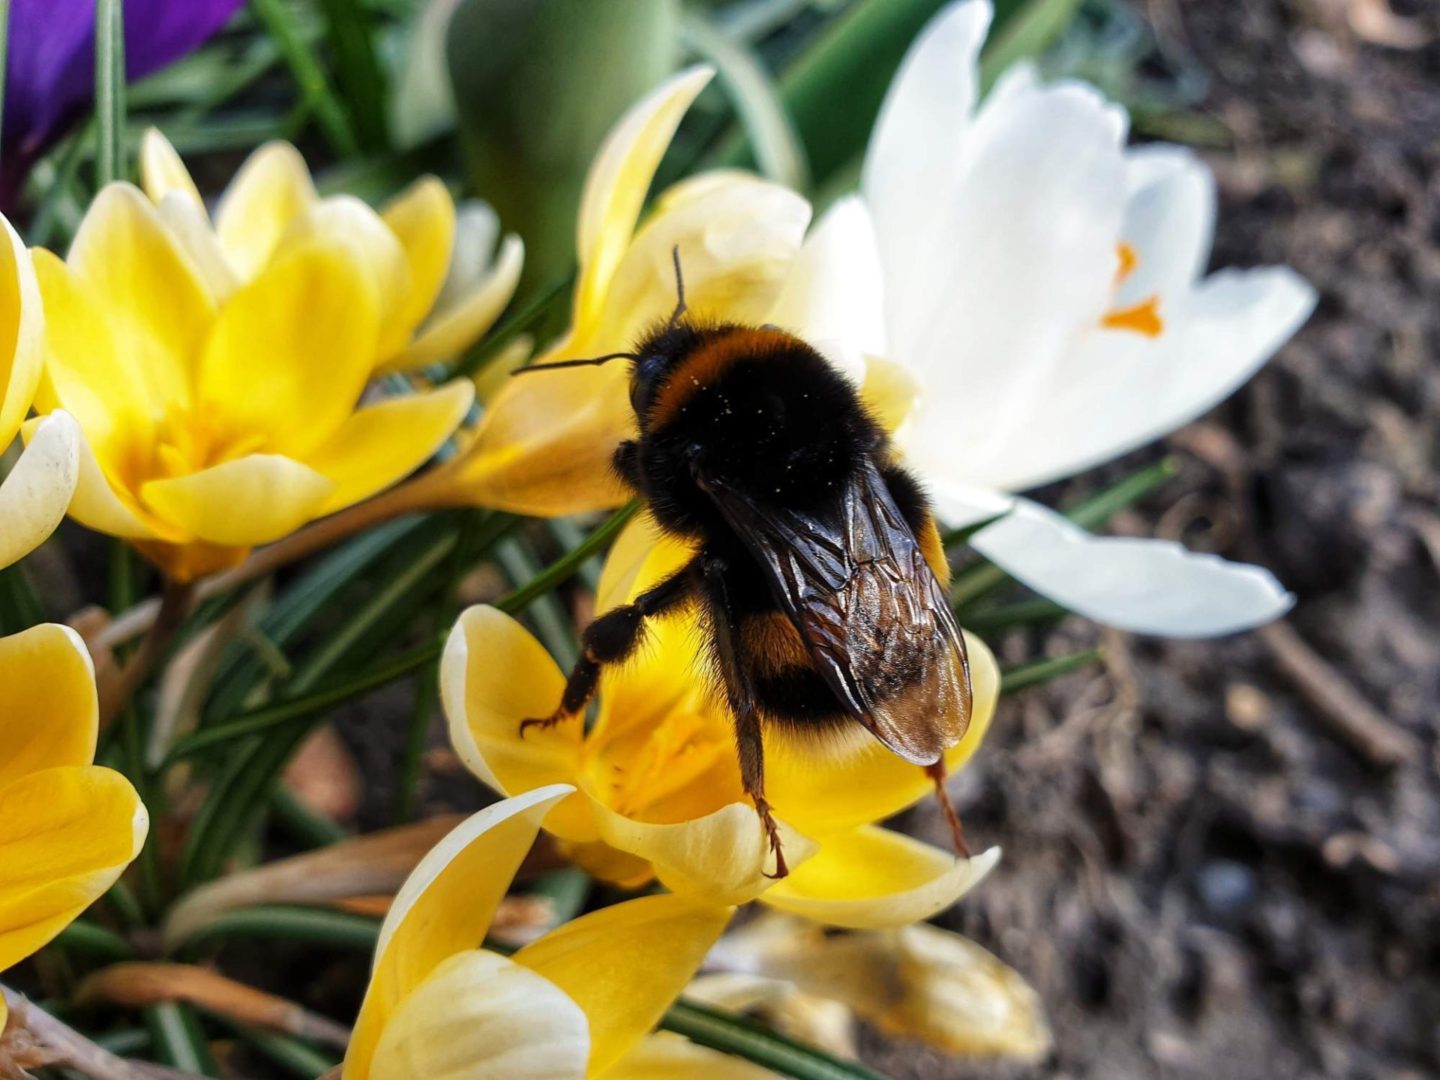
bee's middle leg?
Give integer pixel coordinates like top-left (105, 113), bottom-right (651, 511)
top-left (703, 556), bottom-right (788, 879)
top-left (520, 557), bottom-right (698, 736)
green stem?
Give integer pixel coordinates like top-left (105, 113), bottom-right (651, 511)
top-left (94, 0), bottom-right (126, 184)
top-left (661, 999), bottom-right (886, 1080)
top-left (250, 0), bottom-right (360, 156)
top-left (0, 1), bottom-right (10, 161)
top-left (1000, 647), bottom-right (1104, 695)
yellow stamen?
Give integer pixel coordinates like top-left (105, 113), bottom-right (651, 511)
top-left (1102, 241), bottom-right (1164, 338)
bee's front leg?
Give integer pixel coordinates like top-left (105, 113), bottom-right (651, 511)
top-left (520, 557), bottom-right (698, 736)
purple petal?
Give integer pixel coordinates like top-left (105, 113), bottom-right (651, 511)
top-left (2, 0), bottom-right (243, 196)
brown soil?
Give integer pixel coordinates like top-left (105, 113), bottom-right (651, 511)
top-left (876, 1), bottom-right (1440, 1077)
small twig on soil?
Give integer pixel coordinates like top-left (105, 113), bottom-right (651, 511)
top-left (1, 985), bottom-right (203, 1080)
top-left (98, 578), bottom-right (196, 730)
top-left (1258, 621), bottom-right (1421, 769)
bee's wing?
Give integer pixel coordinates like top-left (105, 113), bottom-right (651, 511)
top-left (701, 458), bottom-right (971, 765)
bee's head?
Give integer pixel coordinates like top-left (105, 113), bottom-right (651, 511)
top-left (629, 349), bottom-right (671, 421)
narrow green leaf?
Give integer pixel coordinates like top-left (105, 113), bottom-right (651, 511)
top-left (0, 563), bottom-right (45, 634)
top-left (448, 270), bottom-right (574, 379)
top-left (318, 0), bottom-right (388, 150)
top-left (214, 1021), bottom-right (339, 1078)
top-left (999, 647), bottom-right (1103, 694)
top-left (1063, 456), bottom-right (1178, 531)
top-left (962, 597), bottom-right (1068, 632)
top-left (977, 0), bottom-right (1082, 92)
top-left (270, 783), bottom-right (347, 848)
top-left (681, 13), bottom-right (809, 191)
top-left (94, 0), bottom-right (127, 184)
top-left (494, 537), bottom-right (579, 670)
top-left (178, 905), bottom-right (381, 956)
top-left (251, 0), bottom-right (360, 156)
top-left (496, 501), bottom-right (641, 615)
top-left (145, 1002), bottom-right (218, 1076)
top-left (53, 919), bottom-right (136, 961)
top-left (662, 999), bottom-right (886, 1080)
top-left (94, 1029), bottom-right (151, 1055)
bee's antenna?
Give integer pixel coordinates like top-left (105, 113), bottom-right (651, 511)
top-left (666, 244), bottom-right (687, 330)
top-left (512, 351), bottom-right (639, 375)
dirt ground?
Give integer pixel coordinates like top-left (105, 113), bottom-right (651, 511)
top-left (864, 1), bottom-right (1440, 1077)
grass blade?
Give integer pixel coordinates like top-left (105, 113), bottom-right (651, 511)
top-left (1000, 647), bottom-right (1103, 694)
top-left (95, 0), bottom-right (126, 183)
top-left (251, 0), bottom-right (360, 156)
top-left (662, 999), bottom-right (887, 1080)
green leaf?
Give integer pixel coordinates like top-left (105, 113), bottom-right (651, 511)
top-left (977, 0), bottom-right (1082, 92)
top-left (1000, 647), bottom-right (1103, 694)
top-left (447, 270), bottom-right (574, 380)
top-left (177, 905), bottom-right (381, 956)
top-left (53, 919), bottom-right (136, 961)
top-left (680, 12), bottom-right (809, 191)
top-left (94, 0), bottom-right (127, 184)
top-left (662, 999), bottom-right (887, 1080)
top-left (145, 1002), bottom-right (218, 1076)
top-left (0, 562), bottom-right (45, 634)
top-left (318, 0), bottom-right (389, 150)
top-left (962, 597), bottom-right (1068, 632)
top-left (496, 501), bottom-right (641, 615)
top-left (221, 1023), bottom-right (339, 1078)
top-left (251, 0), bottom-right (360, 157)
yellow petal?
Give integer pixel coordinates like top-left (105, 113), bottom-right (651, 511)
top-left (593, 515), bottom-right (685, 614)
top-left (29, 417), bottom-right (166, 540)
top-left (156, 193), bottom-right (239, 301)
top-left (275, 196), bottom-right (412, 359)
top-left (0, 213), bottom-right (44, 444)
top-left (0, 765), bottom-right (148, 971)
top-left (766, 632), bottom-right (1000, 837)
top-left (606, 1032), bottom-right (785, 1080)
top-left (303, 380), bottom-right (474, 515)
top-left (588, 799), bottom-right (813, 906)
top-left (380, 177), bottom-right (456, 350)
top-left (441, 606), bottom-right (594, 842)
top-left (367, 950), bottom-right (589, 1080)
top-left (0, 623), bottom-right (96, 790)
top-left (513, 894), bottom-right (732, 1078)
top-left (387, 234), bottom-right (522, 373)
top-left (347, 787), bottom-right (572, 1078)
top-left (65, 183), bottom-right (217, 412)
top-left (0, 412), bottom-right (79, 569)
top-left (215, 141), bottom-right (317, 281)
top-left (586, 171), bottom-right (809, 352)
top-left (859, 354), bottom-right (920, 436)
top-left (850, 924), bottom-right (1051, 1061)
top-left (30, 247), bottom-right (153, 456)
top-left (139, 128), bottom-right (205, 217)
top-left (723, 916), bottom-right (1050, 1063)
top-left (761, 827), bottom-right (1000, 930)
top-left (448, 347), bottom-right (633, 516)
top-left (574, 67), bottom-right (713, 326)
top-left (140, 454), bottom-right (335, 547)
top-left (197, 238), bottom-right (380, 459)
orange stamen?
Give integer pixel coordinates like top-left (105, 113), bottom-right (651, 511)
top-left (1102, 242), bottom-right (1164, 338)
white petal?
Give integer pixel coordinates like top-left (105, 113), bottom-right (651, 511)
top-left (971, 500), bottom-right (1293, 637)
top-left (1117, 145), bottom-right (1215, 302)
top-left (766, 197), bottom-right (885, 383)
top-left (911, 474), bottom-right (1014, 531)
top-left (890, 77), bottom-right (1127, 474)
top-left (976, 265), bottom-right (1317, 492)
top-left (863, 0), bottom-right (991, 299)
top-left (0, 412), bottom-right (80, 568)
top-left (370, 951), bottom-right (589, 1080)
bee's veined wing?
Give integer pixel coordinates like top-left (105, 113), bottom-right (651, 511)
top-left (700, 458), bottom-right (971, 764)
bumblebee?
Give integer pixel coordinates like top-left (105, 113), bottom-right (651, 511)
top-left (519, 252), bottom-right (972, 877)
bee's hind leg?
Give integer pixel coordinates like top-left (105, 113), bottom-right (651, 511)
top-left (924, 758), bottom-right (972, 859)
top-left (520, 558), bottom-right (699, 736)
top-left (703, 556), bottom-right (788, 879)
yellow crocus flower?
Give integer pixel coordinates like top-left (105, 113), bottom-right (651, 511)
top-left (0, 212), bottom-right (79, 569)
top-left (344, 785), bottom-right (773, 1080)
top-left (0, 624), bottom-right (148, 1029)
top-left (431, 66), bottom-right (813, 516)
top-left (28, 171), bottom-right (483, 580)
top-left (443, 522), bottom-right (1001, 927)
top-left (697, 913), bottom-right (1051, 1063)
top-left (137, 130), bottom-right (524, 375)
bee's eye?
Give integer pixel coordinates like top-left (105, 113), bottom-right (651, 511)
top-left (630, 354), bottom-right (668, 415)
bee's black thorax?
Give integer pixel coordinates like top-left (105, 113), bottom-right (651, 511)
top-left (618, 323), bottom-right (885, 541)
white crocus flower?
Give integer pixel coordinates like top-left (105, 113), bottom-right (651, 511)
top-left (786, 0), bottom-right (1317, 637)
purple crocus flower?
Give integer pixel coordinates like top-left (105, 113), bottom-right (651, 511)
top-left (1, 0), bottom-right (244, 208)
